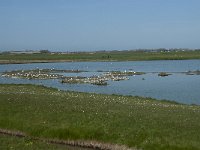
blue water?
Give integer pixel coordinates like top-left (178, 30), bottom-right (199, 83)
top-left (0, 60), bottom-right (200, 104)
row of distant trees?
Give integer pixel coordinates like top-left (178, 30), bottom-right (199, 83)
top-left (1, 48), bottom-right (200, 54)
top-left (39, 50), bottom-right (50, 53)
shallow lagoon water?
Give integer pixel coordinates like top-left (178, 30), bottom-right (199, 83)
top-left (0, 60), bottom-right (200, 105)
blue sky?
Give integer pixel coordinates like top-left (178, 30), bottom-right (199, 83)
top-left (0, 0), bottom-right (200, 51)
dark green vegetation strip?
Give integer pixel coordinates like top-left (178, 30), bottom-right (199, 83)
top-left (0, 84), bottom-right (200, 150)
top-left (0, 128), bottom-right (132, 150)
top-left (0, 134), bottom-right (90, 150)
top-left (1, 50), bottom-right (200, 63)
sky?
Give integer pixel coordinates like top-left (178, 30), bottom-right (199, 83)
top-left (0, 0), bottom-right (200, 52)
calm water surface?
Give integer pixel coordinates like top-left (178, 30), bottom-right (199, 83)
top-left (0, 60), bottom-right (200, 105)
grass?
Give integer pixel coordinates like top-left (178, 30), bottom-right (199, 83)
top-left (0, 84), bottom-right (200, 150)
top-left (1, 50), bottom-right (200, 63)
top-left (0, 134), bottom-right (89, 150)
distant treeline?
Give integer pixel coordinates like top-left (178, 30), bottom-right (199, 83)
top-left (1, 48), bottom-right (200, 54)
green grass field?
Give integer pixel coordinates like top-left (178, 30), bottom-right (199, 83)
top-left (1, 50), bottom-right (200, 63)
top-left (0, 84), bottom-right (200, 150)
top-left (0, 134), bottom-right (90, 150)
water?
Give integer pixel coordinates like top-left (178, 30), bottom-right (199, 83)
top-left (0, 60), bottom-right (200, 105)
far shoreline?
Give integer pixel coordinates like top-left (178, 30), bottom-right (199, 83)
top-left (1, 58), bottom-right (200, 65)
top-left (1, 50), bottom-right (200, 64)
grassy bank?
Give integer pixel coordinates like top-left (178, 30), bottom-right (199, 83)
top-left (1, 50), bottom-right (200, 64)
top-left (0, 134), bottom-right (90, 150)
top-left (0, 84), bottom-right (200, 150)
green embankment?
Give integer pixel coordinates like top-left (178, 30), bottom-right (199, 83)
top-left (1, 50), bottom-right (200, 63)
top-left (0, 134), bottom-right (87, 150)
top-left (0, 84), bottom-right (200, 150)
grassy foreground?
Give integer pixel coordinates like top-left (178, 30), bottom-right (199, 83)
top-left (1, 50), bottom-right (200, 63)
top-left (0, 134), bottom-right (89, 150)
top-left (0, 84), bottom-right (200, 150)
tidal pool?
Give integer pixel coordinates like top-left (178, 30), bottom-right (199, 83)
top-left (0, 60), bottom-right (200, 105)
